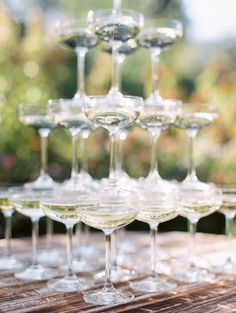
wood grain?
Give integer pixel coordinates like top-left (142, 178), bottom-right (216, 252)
top-left (0, 232), bottom-right (235, 313)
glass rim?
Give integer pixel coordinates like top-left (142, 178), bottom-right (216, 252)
top-left (88, 8), bottom-right (144, 18)
top-left (87, 95), bottom-right (144, 101)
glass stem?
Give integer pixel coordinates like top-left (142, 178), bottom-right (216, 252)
top-left (75, 48), bottom-right (87, 97)
top-left (80, 136), bottom-right (88, 174)
top-left (109, 133), bottom-right (117, 182)
top-left (39, 129), bottom-right (50, 177)
top-left (113, 0), bottom-right (121, 13)
top-left (75, 222), bottom-right (81, 261)
top-left (109, 42), bottom-right (122, 95)
top-left (71, 133), bottom-right (79, 181)
top-left (66, 225), bottom-right (74, 277)
top-left (150, 50), bottom-right (161, 98)
top-left (149, 132), bottom-right (161, 177)
top-left (116, 135), bottom-right (123, 173)
top-left (4, 212), bottom-right (13, 258)
top-left (112, 231), bottom-right (118, 269)
top-left (226, 216), bottom-right (234, 263)
top-left (32, 219), bottom-right (39, 267)
top-left (150, 225), bottom-right (158, 278)
top-left (187, 130), bottom-right (198, 181)
top-left (104, 233), bottom-right (113, 290)
top-left (46, 217), bottom-right (53, 250)
top-left (188, 220), bottom-right (197, 267)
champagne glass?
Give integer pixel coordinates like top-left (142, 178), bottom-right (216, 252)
top-left (41, 192), bottom-right (93, 292)
top-left (56, 19), bottom-right (99, 99)
top-left (0, 187), bottom-right (24, 270)
top-left (213, 187), bottom-right (236, 273)
top-left (131, 184), bottom-right (179, 293)
top-left (138, 18), bottom-right (182, 105)
top-left (48, 98), bottom-right (96, 189)
top-left (175, 103), bottom-right (218, 188)
top-left (19, 104), bottom-right (56, 189)
top-left (78, 187), bottom-right (139, 305)
top-left (10, 188), bottom-right (57, 280)
top-left (138, 99), bottom-right (181, 184)
top-left (174, 183), bottom-right (222, 283)
top-left (88, 8), bottom-right (144, 97)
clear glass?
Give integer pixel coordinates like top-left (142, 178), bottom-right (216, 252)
top-left (0, 188), bottom-right (24, 271)
top-left (88, 9), bottom-right (143, 97)
top-left (212, 187), bottom-right (236, 273)
top-left (131, 184), bottom-right (179, 292)
top-left (11, 188), bottom-right (57, 280)
top-left (175, 103), bottom-right (218, 188)
top-left (56, 19), bottom-right (99, 99)
top-left (41, 193), bottom-right (93, 292)
top-left (19, 104), bottom-right (56, 189)
top-left (138, 18), bottom-right (182, 105)
top-left (79, 187), bottom-right (139, 305)
top-left (174, 183), bottom-right (222, 283)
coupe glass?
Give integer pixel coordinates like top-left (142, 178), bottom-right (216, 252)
top-left (175, 103), bottom-right (218, 188)
top-left (41, 192), bottom-right (93, 292)
top-left (19, 103), bottom-right (56, 189)
top-left (0, 187), bottom-right (24, 270)
top-left (48, 98), bottom-right (96, 190)
top-left (213, 187), bottom-right (236, 273)
top-left (56, 19), bottom-right (99, 99)
top-left (138, 99), bottom-right (181, 184)
top-left (138, 18), bottom-right (182, 105)
top-left (10, 188), bottom-right (57, 280)
top-left (79, 187), bottom-right (139, 305)
top-left (174, 183), bottom-right (222, 283)
top-left (88, 8), bottom-right (144, 97)
top-left (131, 184), bottom-right (179, 293)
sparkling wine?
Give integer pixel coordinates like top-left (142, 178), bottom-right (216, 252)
top-left (59, 30), bottom-right (99, 50)
top-left (218, 199), bottom-right (236, 216)
top-left (180, 203), bottom-right (217, 220)
top-left (175, 112), bottom-right (217, 130)
top-left (20, 115), bottom-right (54, 131)
top-left (59, 113), bottom-right (88, 130)
top-left (13, 199), bottom-right (44, 220)
top-left (95, 21), bottom-right (140, 42)
top-left (42, 203), bottom-right (80, 225)
top-left (85, 110), bottom-right (139, 130)
top-left (79, 206), bottom-right (137, 232)
top-left (0, 197), bottom-right (13, 212)
top-left (139, 27), bottom-right (181, 49)
top-left (137, 207), bottom-right (178, 225)
top-left (102, 39), bottom-right (138, 55)
top-left (139, 111), bottom-right (176, 130)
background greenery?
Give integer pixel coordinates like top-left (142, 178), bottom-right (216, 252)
top-left (0, 0), bottom-right (235, 237)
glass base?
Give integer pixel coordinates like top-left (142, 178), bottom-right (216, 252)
top-left (212, 259), bottom-right (236, 274)
top-left (72, 259), bottom-right (99, 272)
top-left (137, 261), bottom-right (172, 276)
top-left (83, 286), bottom-right (134, 305)
top-left (174, 266), bottom-right (215, 283)
top-left (48, 274), bottom-right (93, 292)
top-left (24, 174), bottom-right (56, 190)
top-left (95, 266), bottom-right (136, 282)
top-left (15, 264), bottom-right (57, 281)
top-left (131, 275), bottom-right (177, 293)
top-left (0, 255), bottom-right (24, 271)
top-left (38, 249), bottom-right (64, 266)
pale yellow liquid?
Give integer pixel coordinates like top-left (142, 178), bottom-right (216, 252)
top-left (180, 203), bottom-right (217, 219)
top-left (13, 200), bottom-right (44, 219)
top-left (42, 203), bottom-right (80, 225)
top-left (137, 207), bottom-right (178, 225)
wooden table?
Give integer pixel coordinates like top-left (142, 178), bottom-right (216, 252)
top-left (0, 232), bottom-right (235, 313)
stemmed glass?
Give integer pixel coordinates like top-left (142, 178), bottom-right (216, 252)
top-left (88, 8), bottom-right (144, 97)
top-left (10, 188), bottom-right (57, 280)
top-left (0, 187), bottom-right (24, 270)
top-left (175, 103), bottom-right (218, 187)
top-left (131, 184), bottom-right (179, 293)
top-left (56, 19), bottom-right (99, 100)
top-left (78, 187), bottom-right (139, 305)
top-left (138, 18), bottom-right (182, 105)
top-left (19, 103), bottom-right (56, 189)
top-left (213, 187), bottom-right (236, 273)
top-left (41, 192), bottom-right (93, 292)
top-left (174, 183), bottom-right (222, 283)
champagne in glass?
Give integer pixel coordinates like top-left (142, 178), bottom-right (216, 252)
top-left (0, 188), bottom-right (24, 270)
top-left (10, 188), bottom-right (57, 280)
top-left (41, 192), bottom-right (93, 292)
